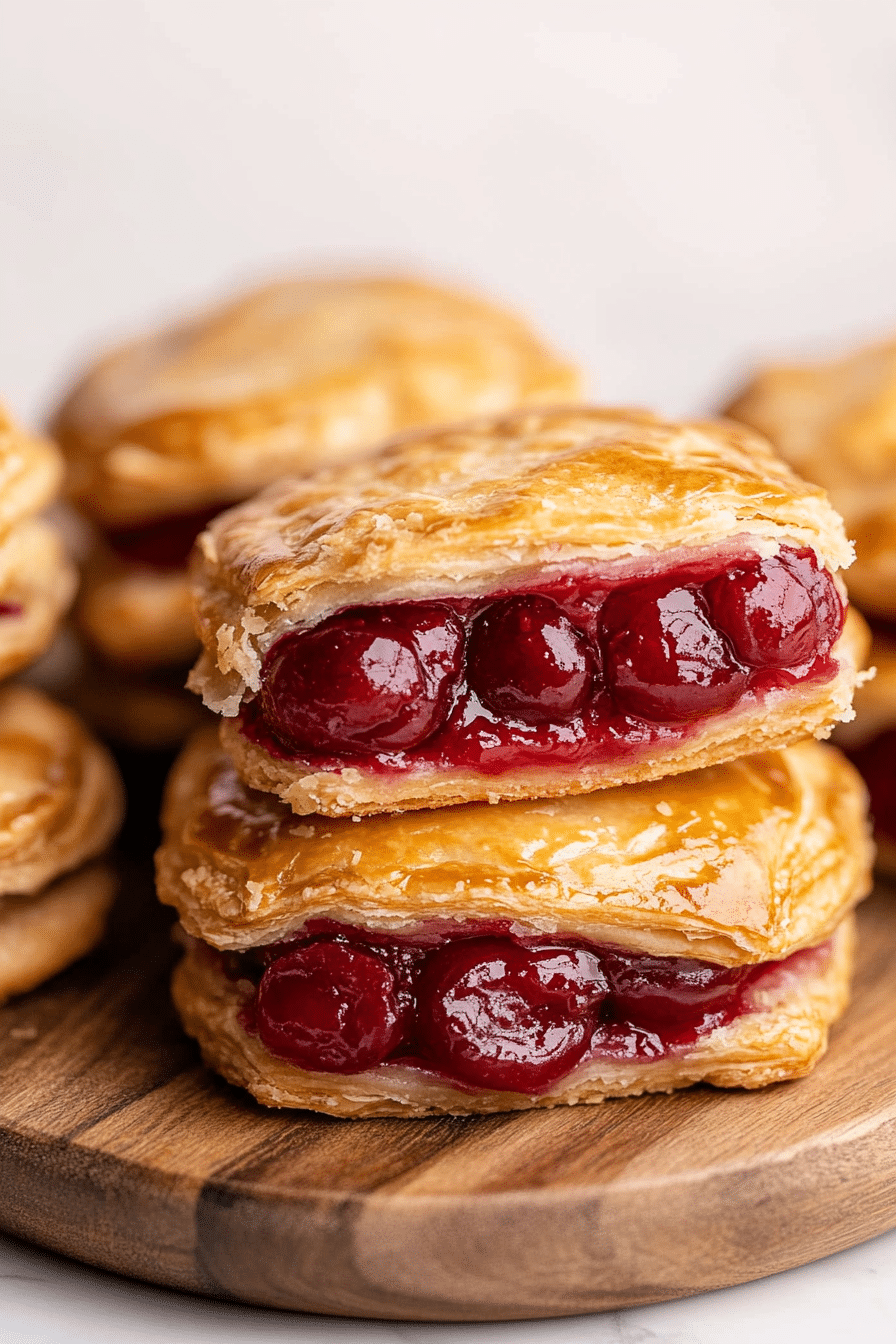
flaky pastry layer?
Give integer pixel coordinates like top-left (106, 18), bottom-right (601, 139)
top-left (188, 407), bottom-right (854, 717)
top-left (51, 274), bottom-right (581, 526)
top-left (0, 407), bottom-right (63, 539)
top-left (0, 685), bottom-right (124, 896)
top-left (157, 729), bottom-right (872, 965)
top-left (725, 336), bottom-right (896, 616)
top-left (0, 860), bottom-right (117, 1004)
top-left (0, 519), bottom-right (77, 680)
top-left (171, 915), bottom-right (854, 1118)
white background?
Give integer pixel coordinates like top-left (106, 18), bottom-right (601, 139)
top-left (2, 2), bottom-right (896, 1340)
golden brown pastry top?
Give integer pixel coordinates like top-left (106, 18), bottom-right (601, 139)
top-left (188, 406), bottom-right (853, 714)
top-left (51, 274), bottom-right (582, 526)
top-left (0, 685), bottom-right (124, 896)
top-left (0, 406), bottom-right (63, 538)
top-left (725, 335), bottom-right (896, 616)
top-left (157, 728), bottom-right (871, 965)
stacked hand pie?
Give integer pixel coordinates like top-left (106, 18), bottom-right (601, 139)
top-left (49, 274), bottom-right (579, 747)
top-left (0, 412), bottom-right (123, 1002)
top-left (726, 334), bottom-right (896, 871)
top-left (157, 406), bottom-right (873, 1117)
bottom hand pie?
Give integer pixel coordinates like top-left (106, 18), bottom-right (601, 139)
top-left (157, 730), bottom-right (871, 1117)
top-left (0, 685), bottom-right (124, 1002)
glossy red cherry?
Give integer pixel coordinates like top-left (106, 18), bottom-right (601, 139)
top-left (416, 938), bottom-right (607, 1092)
top-left (600, 580), bottom-right (747, 722)
top-left (259, 604), bottom-right (464, 754)
top-left (600, 947), bottom-right (748, 1036)
top-left (255, 940), bottom-right (405, 1072)
top-left (466, 595), bottom-right (597, 724)
top-left (704, 549), bottom-right (843, 668)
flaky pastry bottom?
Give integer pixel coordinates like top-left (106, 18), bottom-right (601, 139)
top-left (76, 551), bottom-right (197, 671)
top-left (172, 916), bottom-right (854, 1119)
top-left (0, 519), bottom-right (77, 681)
top-left (0, 860), bottom-right (117, 1004)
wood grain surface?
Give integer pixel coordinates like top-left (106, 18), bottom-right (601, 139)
top-left (1, 855), bottom-right (895, 1321)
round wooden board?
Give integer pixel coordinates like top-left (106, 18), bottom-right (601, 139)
top-left (1, 862), bottom-right (895, 1322)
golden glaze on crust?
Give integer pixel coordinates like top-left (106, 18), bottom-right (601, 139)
top-left (0, 860), bottom-right (117, 1004)
top-left (157, 729), bottom-right (872, 965)
top-left (189, 407), bottom-right (853, 718)
top-left (0, 407), bottom-right (63, 537)
top-left (725, 336), bottom-right (896, 617)
top-left (0, 685), bottom-right (124, 896)
top-left (0, 520), bottom-right (77, 680)
top-left (170, 916), bottom-right (854, 1117)
top-left (51, 275), bottom-right (581, 527)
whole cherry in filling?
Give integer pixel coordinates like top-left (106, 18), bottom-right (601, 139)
top-left (415, 939), bottom-right (608, 1091)
top-left (256, 939), bottom-right (406, 1072)
top-left (466, 594), bottom-right (597, 723)
top-left (704, 550), bottom-right (842, 669)
top-left (599, 948), bottom-right (749, 1033)
top-left (259, 603), bottom-right (464, 753)
top-left (600, 580), bottom-right (747, 722)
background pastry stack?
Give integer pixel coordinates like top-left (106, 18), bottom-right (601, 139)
top-left (156, 404), bottom-right (874, 1117)
top-left (726, 334), bottom-right (896, 876)
top-left (0, 410), bottom-right (123, 1006)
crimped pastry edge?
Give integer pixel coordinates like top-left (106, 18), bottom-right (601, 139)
top-left (170, 915), bottom-right (854, 1118)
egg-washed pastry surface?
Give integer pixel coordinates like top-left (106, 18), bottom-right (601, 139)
top-left (188, 406), bottom-right (862, 816)
top-left (0, 409), bottom-right (76, 679)
top-left (0, 685), bottom-right (124, 1004)
top-left (53, 274), bottom-right (580, 671)
top-left (52, 273), bottom-right (582, 528)
top-left (159, 731), bottom-right (866, 1117)
top-left (725, 334), bottom-right (896, 619)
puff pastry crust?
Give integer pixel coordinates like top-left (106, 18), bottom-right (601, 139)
top-left (0, 685), bottom-right (124, 896)
top-left (186, 406), bottom-right (861, 813)
top-left (725, 335), bottom-right (896, 616)
top-left (171, 914), bottom-right (854, 1117)
top-left (157, 728), bottom-right (872, 966)
top-left (76, 542), bottom-right (197, 670)
top-left (51, 275), bottom-right (581, 527)
top-left (0, 860), bottom-right (117, 1005)
top-left (0, 519), bottom-right (77, 680)
top-left (0, 407), bottom-right (63, 536)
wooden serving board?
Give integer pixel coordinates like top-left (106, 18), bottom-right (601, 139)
top-left (1, 859), bottom-right (895, 1322)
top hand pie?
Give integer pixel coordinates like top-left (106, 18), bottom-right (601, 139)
top-left (51, 273), bottom-right (580, 670)
top-left (188, 406), bottom-right (864, 816)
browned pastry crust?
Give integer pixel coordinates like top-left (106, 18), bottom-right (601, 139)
top-left (75, 542), bottom-right (197, 671)
top-left (171, 915), bottom-right (854, 1117)
top-left (0, 406), bottom-right (63, 534)
top-left (157, 729), bottom-right (872, 966)
top-left (0, 684), bottom-right (124, 896)
top-left (51, 275), bottom-right (582, 527)
top-left (725, 335), bottom-right (896, 617)
top-left (186, 406), bottom-right (860, 814)
top-left (0, 860), bottom-right (117, 1004)
top-left (0, 520), bottom-right (77, 681)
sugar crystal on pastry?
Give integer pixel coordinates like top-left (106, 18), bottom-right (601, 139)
top-left (187, 406), bottom-right (863, 816)
top-left (157, 729), bottom-right (870, 1117)
top-left (50, 274), bottom-right (580, 673)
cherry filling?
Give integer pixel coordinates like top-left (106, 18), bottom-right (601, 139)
top-left (245, 546), bottom-right (844, 773)
top-left (104, 504), bottom-right (228, 570)
top-left (0, 602), bottom-right (22, 617)
top-left (236, 923), bottom-right (799, 1093)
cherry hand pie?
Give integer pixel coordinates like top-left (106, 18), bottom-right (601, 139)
top-left (50, 274), bottom-right (580, 671)
top-left (0, 408), bottom-right (76, 680)
top-left (725, 332), bottom-right (896, 619)
top-left (158, 728), bottom-right (870, 1117)
top-left (188, 406), bottom-right (864, 816)
top-left (0, 685), bottom-right (124, 1002)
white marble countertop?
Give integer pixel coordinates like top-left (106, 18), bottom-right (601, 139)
top-left (3, 1), bottom-right (896, 1337)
